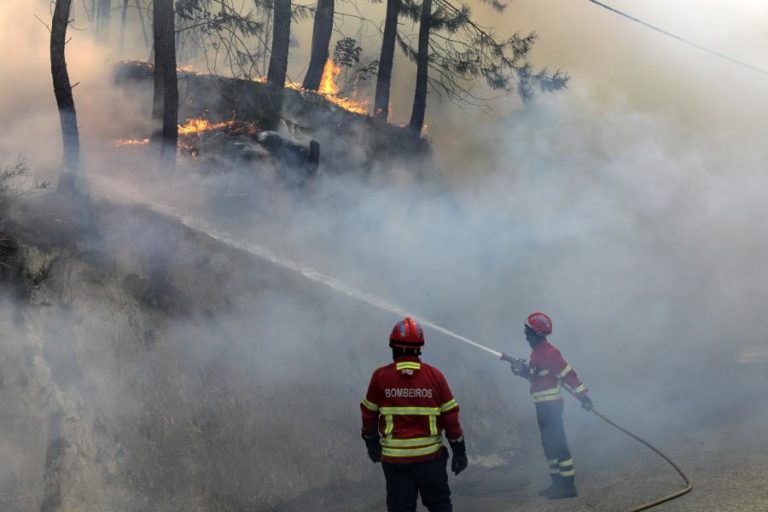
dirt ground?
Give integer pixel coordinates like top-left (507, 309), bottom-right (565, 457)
top-left (273, 363), bottom-right (768, 512)
top-left (6, 190), bottom-right (766, 512)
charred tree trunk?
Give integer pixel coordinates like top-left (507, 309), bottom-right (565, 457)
top-left (374, 0), bottom-right (400, 120)
top-left (302, 0), bottom-right (334, 90)
top-left (408, 0), bottom-right (431, 133)
top-left (51, 0), bottom-right (81, 191)
top-left (267, 0), bottom-right (291, 88)
top-left (96, 0), bottom-right (111, 41)
top-left (152, 0), bottom-right (178, 162)
top-left (265, 0), bottom-right (291, 130)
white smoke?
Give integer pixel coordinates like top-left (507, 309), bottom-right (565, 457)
top-left (2, 0), bottom-right (768, 509)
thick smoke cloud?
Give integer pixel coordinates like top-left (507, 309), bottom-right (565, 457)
top-left (1, 0), bottom-right (767, 510)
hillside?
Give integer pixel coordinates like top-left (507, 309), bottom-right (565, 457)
top-left (0, 191), bottom-right (527, 511)
top-left (114, 61), bottom-right (436, 179)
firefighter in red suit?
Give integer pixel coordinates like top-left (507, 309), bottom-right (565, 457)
top-left (502, 312), bottom-right (593, 499)
top-left (361, 317), bottom-right (468, 512)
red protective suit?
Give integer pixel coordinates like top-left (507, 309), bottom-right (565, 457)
top-left (361, 356), bottom-right (463, 463)
top-left (528, 340), bottom-right (588, 403)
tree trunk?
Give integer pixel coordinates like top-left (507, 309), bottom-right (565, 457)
top-left (89, 0), bottom-right (96, 22)
top-left (151, 3), bottom-right (164, 124)
top-left (119, 0), bottom-right (128, 51)
top-left (374, 0), bottom-right (400, 120)
top-left (408, 0), bottom-right (431, 133)
top-left (267, 0), bottom-right (291, 88)
top-left (264, 0), bottom-right (291, 130)
top-left (136, 0), bottom-right (149, 51)
top-left (152, 0), bottom-right (178, 162)
top-left (96, 0), bottom-right (111, 41)
top-left (51, 0), bottom-right (81, 191)
top-left (302, 0), bottom-right (334, 90)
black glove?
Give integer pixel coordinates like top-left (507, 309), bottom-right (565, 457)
top-left (501, 354), bottom-right (529, 378)
top-left (449, 438), bottom-right (468, 475)
top-left (363, 435), bottom-right (381, 463)
top-left (580, 396), bottom-right (593, 412)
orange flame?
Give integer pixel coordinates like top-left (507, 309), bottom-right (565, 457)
top-left (178, 118), bottom-right (235, 135)
top-left (114, 137), bottom-right (149, 147)
top-left (116, 118), bottom-right (261, 151)
top-left (283, 59), bottom-right (369, 115)
top-left (319, 59), bottom-right (342, 96)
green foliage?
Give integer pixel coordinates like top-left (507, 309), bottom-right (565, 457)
top-left (398, 0), bottom-right (568, 106)
top-left (287, 2), bottom-right (315, 22)
top-left (333, 37), bottom-right (362, 69)
top-left (177, 0), bottom-right (263, 36)
top-left (0, 160), bottom-right (28, 208)
top-left (175, 0), bottom-right (267, 78)
top-left (0, 159), bottom-right (47, 281)
top-left (333, 38), bottom-right (379, 92)
top-left (174, 0), bottom-right (316, 79)
top-left (0, 159), bottom-right (47, 225)
top-left (355, 60), bottom-right (380, 81)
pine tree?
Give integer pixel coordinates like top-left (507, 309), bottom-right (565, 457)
top-left (373, 0), bottom-right (401, 120)
top-left (303, 0), bottom-right (335, 90)
top-left (399, 0), bottom-right (568, 133)
top-left (267, 0), bottom-right (291, 87)
top-left (152, 0), bottom-right (179, 162)
top-left (51, 0), bottom-right (80, 191)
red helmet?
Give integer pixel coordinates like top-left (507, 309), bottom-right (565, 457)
top-left (389, 317), bottom-right (425, 348)
top-left (525, 312), bottom-right (553, 336)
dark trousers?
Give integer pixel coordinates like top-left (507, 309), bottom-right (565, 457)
top-left (535, 400), bottom-right (575, 486)
top-left (381, 449), bottom-right (452, 512)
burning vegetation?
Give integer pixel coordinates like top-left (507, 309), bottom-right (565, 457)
top-left (114, 60), bottom-right (432, 176)
top-left (51, 0), bottom-right (564, 189)
top-left (116, 115), bottom-right (319, 187)
top-left (288, 60), bottom-right (370, 115)
top-left (260, 59), bottom-right (371, 116)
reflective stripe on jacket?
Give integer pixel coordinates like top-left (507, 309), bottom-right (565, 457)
top-left (528, 340), bottom-right (588, 403)
top-left (361, 357), bottom-right (463, 463)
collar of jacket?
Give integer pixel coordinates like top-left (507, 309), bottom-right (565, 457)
top-left (393, 356), bottom-right (422, 373)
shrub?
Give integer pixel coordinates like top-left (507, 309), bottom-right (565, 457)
top-left (0, 159), bottom-right (48, 228)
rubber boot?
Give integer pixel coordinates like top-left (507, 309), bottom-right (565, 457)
top-left (547, 475), bottom-right (578, 499)
top-left (538, 474), bottom-right (560, 497)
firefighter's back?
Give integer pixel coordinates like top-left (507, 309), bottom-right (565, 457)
top-left (371, 357), bottom-right (458, 463)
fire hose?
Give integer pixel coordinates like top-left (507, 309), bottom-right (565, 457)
top-left (583, 405), bottom-right (693, 511)
top-left (105, 195), bottom-right (691, 510)
top-left (415, 317), bottom-right (692, 511)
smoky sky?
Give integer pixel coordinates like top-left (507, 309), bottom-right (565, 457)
top-left (6, 0), bottom-right (768, 163)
